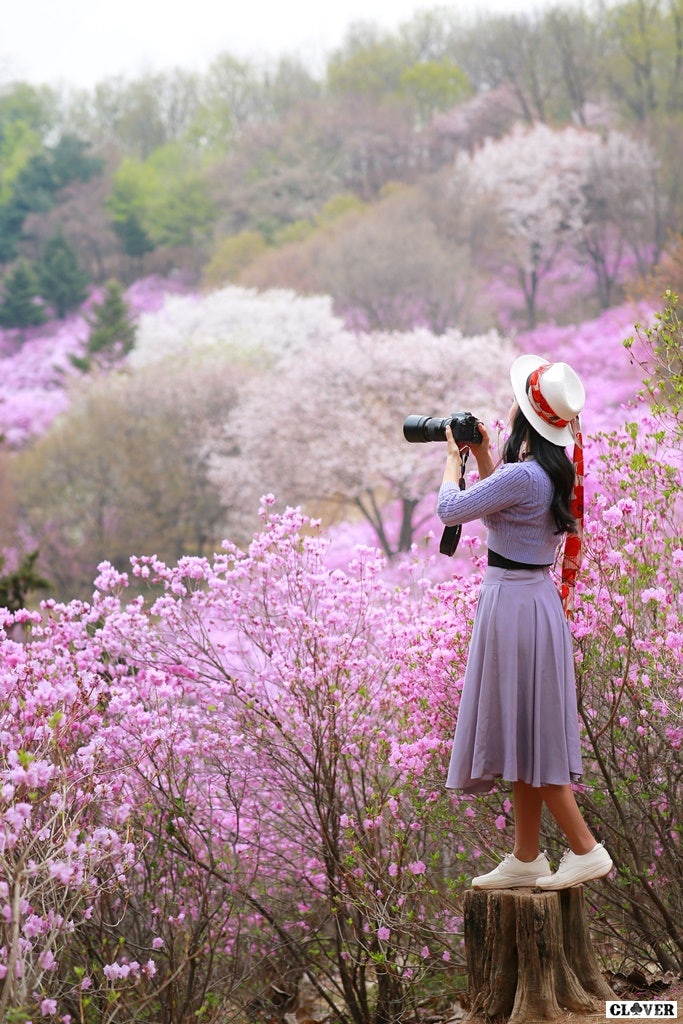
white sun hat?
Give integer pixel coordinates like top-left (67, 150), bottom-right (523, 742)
top-left (510, 354), bottom-right (585, 447)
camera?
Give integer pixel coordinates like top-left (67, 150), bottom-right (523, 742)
top-left (403, 411), bottom-right (482, 445)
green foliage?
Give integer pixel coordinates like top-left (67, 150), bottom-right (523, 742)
top-left (260, 56), bottom-right (322, 116)
top-left (47, 134), bottom-right (103, 190)
top-left (151, 172), bottom-right (215, 247)
top-left (0, 131), bottom-right (102, 264)
top-left (108, 146), bottom-right (215, 250)
top-left (624, 288), bottom-right (683, 433)
top-left (317, 193), bottom-right (368, 225)
top-left (98, 74), bottom-right (181, 159)
top-left (10, 151), bottom-right (56, 214)
top-left (398, 59), bottom-right (471, 120)
top-left (11, 361), bottom-right (242, 599)
top-left (189, 53), bottom-right (265, 147)
top-left (203, 230), bottom-right (268, 285)
top-left (0, 81), bottom-right (56, 140)
top-left (112, 211), bottom-right (155, 259)
top-left (0, 82), bottom-right (57, 208)
top-left (0, 259), bottom-right (45, 329)
top-left (0, 153), bottom-right (52, 263)
top-left (0, 118), bottom-right (43, 205)
top-left (598, 0), bottom-right (672, 120)
top-left (272, 218), bottom-right (315, 246)
top-left (36, 231), bottom-right (89, 318)
top-left (3, 1), bottom-right (683, 290)
top-left (0, 550), bottom-right (50, 612)
top-left (327, 25), bottom-right (415, 99)
top-left (80, 280), bottom-right (137, 369)
top-left (106, 156), bottom-right (156, 232)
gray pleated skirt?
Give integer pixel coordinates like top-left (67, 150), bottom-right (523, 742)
top-left (446, 565), bottom-right (583, 794)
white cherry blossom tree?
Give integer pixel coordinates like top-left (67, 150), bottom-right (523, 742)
top-left (210, 317), bottom-right (515, 556)
top-left (130, 286), bottom-right (346, 368)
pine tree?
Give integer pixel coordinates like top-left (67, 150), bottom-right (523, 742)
top-left (84, 280), bottom-right (137, 369)
top-left (0, 550), bottom-right (50, 612)
top-left (36, 231), bottom-right (89, 319)
top-left (113, 212), bottom-right (155, 259)
top-left (0, 259), bottom-right (46, 329)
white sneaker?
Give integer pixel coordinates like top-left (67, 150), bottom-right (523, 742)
top-left (472, 852), bottom-right (551, 890)
top-left (535, 843), bottom-right (613, 890)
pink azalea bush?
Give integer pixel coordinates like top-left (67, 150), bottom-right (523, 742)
top-left (1, 501), bottom-right (482, 1021)
top-left (1, 276), bottom-right (682, 1018)
top-left (571, 418), bottom-right (683, 970)
top-left (2, 395), bottom-right (682, 1021)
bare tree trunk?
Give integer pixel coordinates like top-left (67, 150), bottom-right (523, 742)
top-left (464, 886), bottom-right (614, 1023)
top-left (559, 886), bottom-right (616, 1000)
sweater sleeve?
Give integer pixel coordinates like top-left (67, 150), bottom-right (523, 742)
top-left (436, 464), bottom-right (529, 526)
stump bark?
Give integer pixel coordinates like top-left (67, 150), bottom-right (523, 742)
top-left (464, 885), bottom-right (614, 1023)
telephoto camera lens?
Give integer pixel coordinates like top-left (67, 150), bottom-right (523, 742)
top-left (403, 412), bottom-right (482, 444)
top-left (402, 415), bottom-right (449, 443)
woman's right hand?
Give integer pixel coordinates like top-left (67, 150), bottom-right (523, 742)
top-left (470, 421), bottom-right (496, 479)
top-left (471, 421), bottom-right (491, 455)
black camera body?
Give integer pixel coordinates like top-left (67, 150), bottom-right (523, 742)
top-left (403, 411), bottom-right (482, 445)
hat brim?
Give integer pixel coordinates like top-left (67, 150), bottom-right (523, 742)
top-left (510, 354), bottom-right (577, 447)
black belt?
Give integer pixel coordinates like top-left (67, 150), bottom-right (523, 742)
top-left (487, 549), bottom-right (549, 571)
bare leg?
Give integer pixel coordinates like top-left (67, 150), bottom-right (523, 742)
top-left (512, 781), bottom-right (543, 861)
top-left (539, 783), bottom-right (596, 855)
top-left (513, 781), bottom-right (597, 858)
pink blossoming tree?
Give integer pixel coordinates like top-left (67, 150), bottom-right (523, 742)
top-left (454, 125), bottom-right (660, 327)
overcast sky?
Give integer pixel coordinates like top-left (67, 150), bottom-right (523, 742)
top-left (2, 0), bottom-right (577, 90)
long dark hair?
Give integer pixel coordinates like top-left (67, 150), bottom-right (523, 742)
top-left (503, 405), bottom-right (577, 535)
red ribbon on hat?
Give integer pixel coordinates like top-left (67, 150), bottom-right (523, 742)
top-left (527, 364), bottom-right (584, 619)
top-left (527, 363), bottom-right (571, 429)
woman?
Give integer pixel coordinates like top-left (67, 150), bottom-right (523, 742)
top-left (437, 354), bottom-right (612, 890)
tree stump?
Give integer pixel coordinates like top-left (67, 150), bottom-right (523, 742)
top-left (464, 885), bottom-right (615, 1023)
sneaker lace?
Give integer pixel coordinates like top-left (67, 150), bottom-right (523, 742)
top-left (495, 853), bottom-right (516, 870)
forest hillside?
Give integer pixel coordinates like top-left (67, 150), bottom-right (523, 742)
top-left (2, 0), bottom-right (683, 335)
top-left (0, 3), bottom-right (682, 1022)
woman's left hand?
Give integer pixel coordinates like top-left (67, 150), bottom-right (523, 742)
top-left (445, 423), bottom-right (464, 460)
top-left (443, 424), bottom-right (463, 483)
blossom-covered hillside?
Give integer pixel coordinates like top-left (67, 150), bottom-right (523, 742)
top-left (0, 276), bottom-right (192, 447)
top-left (0, 279), bottom-right (654, 591)
top-left (0, 277), bottom-right (650, 450)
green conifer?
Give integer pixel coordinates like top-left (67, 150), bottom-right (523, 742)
top-left (85, 280), bottom-right (137, 369)
top-left (0, 259), bottom-right (46, 329)
top-left (0, 550), bottom-right (50, 612)
top-left (113, 212), bottom-right (155, 259)
top-left (36, 231), bottom-right (89, 319)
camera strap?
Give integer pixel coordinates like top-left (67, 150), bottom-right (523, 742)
top-left (439, 448), bottom-right (469, 557)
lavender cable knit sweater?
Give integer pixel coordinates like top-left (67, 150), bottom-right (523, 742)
top-left (436, 459), bottom-right (562, 566)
